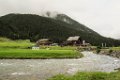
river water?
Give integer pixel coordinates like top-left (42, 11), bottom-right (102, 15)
top-left (0, 51), bottom-right (120, 80)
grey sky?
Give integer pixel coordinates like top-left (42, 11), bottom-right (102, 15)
top-left (0, 0), bottom-right (120, 39)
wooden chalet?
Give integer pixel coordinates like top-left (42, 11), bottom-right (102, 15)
top-left (65, 36), bottom-right (82, 46)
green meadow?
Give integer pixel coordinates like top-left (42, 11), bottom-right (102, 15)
top-left (0, 48), bottom-right (82, 59)
top-left (0, 37), bottom-right (83, 59)
top-left (48, 71), bottom-right (120, 80)
top-left (0, 38), bottom-right (33, 49)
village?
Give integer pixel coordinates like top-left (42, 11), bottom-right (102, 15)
top-left (32, 36), bottom-right (91, 50)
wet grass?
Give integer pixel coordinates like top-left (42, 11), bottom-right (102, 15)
top-left (0, 39), bottom-right (33, 49)
top-left (48, 71), bottom-right (120, 80)
top-left (0, 37), bottom-right (83, 59)
top-left (0, 48), bottom-right (82, 59)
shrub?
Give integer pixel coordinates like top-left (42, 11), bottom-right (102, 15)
top-left (109, 49), bottom-right (113, 53)
top-left (97, 46), bottom-right (102, 49)
top-left (96, 49), bottom-right (101, 53)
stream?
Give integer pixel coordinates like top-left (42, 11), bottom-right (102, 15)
top-left (0, 51), bottom-right (120, 80)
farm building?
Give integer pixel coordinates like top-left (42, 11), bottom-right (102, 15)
top-left (65, 36), bottom-right (82, 46)
top-left (36, 39), bottom-right (52, 46)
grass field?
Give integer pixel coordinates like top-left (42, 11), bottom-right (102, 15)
top-left (0, 48), bottom-right (82, 59)
top-left (0, 37), bottom-right (83, 59)
top-left (48, 71), bottom-right (120, 80)
top-left (0, 39), bottom-right (33, 49)
top-left (110, 47), bottom-right (120, 51)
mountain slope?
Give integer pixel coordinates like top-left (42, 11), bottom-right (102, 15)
top-left (0, 13), bottom-right (120, 46)
top-left (40, 12), bottom-right (100, 35)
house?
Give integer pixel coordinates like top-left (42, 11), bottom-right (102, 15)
top-left (36, 39), bottom-right (52, 46)
top-left (66, 36), bottom-right (82, 46)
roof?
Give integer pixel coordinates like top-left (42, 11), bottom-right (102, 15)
top-left (38, 39), bottom-right (49, 42)
top-left (36, 39), bottom-right (50, 43)
top-left (67, 36), bottom-right (80, 41)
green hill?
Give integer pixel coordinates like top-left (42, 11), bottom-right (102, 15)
top-left (0, 13), bottom-right (120, 46)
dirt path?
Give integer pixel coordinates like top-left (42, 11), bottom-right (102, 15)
top-left (0, 51), bottom-right (120, 80)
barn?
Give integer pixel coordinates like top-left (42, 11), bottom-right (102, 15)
top-left (66, 36), bottom-right (82, 46)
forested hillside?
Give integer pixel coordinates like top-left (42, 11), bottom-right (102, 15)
top-left (0, 13), bottom-right (120, 46)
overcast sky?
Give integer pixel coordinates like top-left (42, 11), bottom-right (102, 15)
top-left (0, 0), bottom-right (120, 39)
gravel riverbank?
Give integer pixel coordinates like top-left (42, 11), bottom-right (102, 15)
top-left (99, 50), bottom-right (120, 58)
